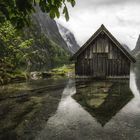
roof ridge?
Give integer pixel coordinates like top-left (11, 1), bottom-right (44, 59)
top-left (71, 24), bottom-right (136, 63)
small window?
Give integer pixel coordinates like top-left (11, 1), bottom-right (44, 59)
top-left (96, 38), bottom-right (108, 53)
top-left (105, 45), bottom-right (109, 53)
top-left (85, 51), bottom-right (87, 59)
top-left (108, 53), bottom-right (113, 59)
top-left (97, 39), bottom-right (102, 53)
top-left (89, 47), bottom-right (93, 59)
top-left (105, 39), bottom-right (109, 53)
top-left (108, 45), bottom-right (113, 59)
top-left (93, 44), bottom-right (96, 53)
top-left (108, 45), bottom-right (118, 59)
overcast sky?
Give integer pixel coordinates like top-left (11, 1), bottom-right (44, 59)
top-left (57, 0), bottom-right (140, 50)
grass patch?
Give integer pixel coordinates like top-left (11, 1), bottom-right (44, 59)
top-left (42, 64), bottom-right (75, 79)
top-left (51, 64), bottom-right (74, 75)
top-left (0, 70), bottom-right (28, 85)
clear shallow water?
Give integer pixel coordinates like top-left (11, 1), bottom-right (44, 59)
top-left (1, 66), bottom-right (140, 140)
top-left (36, 68), bottom-right (140, 140)
top-left (0, 78), bottom-right (68, 140)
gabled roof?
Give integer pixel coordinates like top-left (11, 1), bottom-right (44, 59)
top-left (71, 24), bottom-right (136, 63)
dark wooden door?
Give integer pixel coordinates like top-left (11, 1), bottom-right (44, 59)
top-left (93, 53), bottom-right (107, 78)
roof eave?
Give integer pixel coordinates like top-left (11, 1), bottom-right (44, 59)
top-left (71, 24), bottom-right (136, 63)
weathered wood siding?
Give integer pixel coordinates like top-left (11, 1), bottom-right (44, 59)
top-left (75, 33), bottom-right (130, 77)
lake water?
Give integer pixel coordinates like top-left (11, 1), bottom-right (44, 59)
top-left (0, 64), bottom-right (140, 140)
top-left (36, 65), bottom-right (140, 140)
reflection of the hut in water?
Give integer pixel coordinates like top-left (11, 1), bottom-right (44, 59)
top-left (73, 80), bottom-right (134, 127)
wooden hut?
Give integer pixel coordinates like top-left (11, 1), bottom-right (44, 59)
top-left (71, 24), bottom-right (136, 79)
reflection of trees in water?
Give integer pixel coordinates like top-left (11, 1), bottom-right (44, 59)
top-left (134, 63), bottom-right (140, 92)
top-left (73, 80), bottom-right (133, 127)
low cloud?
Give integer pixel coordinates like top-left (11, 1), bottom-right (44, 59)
top-left (77, 0), bottom-right (140, 6)
top-left (57, 0), bottom-right (140, 50)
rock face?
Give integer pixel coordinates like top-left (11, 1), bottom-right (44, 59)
top-left (32, 5), bottom-right (80, 54)
top-left (122, 44), bottom-right (131, 53)
top-left (22, 6), bottom-right (79, 71)
top-left (32, 6), bottom-right (69, 52)
top-left (132, 35), bottom-right (140, 56)
top-left (57, 23), bottom-right (80, 54)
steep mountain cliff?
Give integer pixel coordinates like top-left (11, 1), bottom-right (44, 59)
top-left (22, 6), bottom-right (79, 71)
top-left (122, 44), bottom-right (131, 53)
top-left (31, 6), bottom-right (69, 52)
top-left (132, 35), bottom-right (140, 56)
top-left (57, 23), bottom-right (80, 54)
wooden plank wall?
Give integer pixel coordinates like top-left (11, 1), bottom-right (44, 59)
top-left (75, 34), bottom-right (130, 77)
